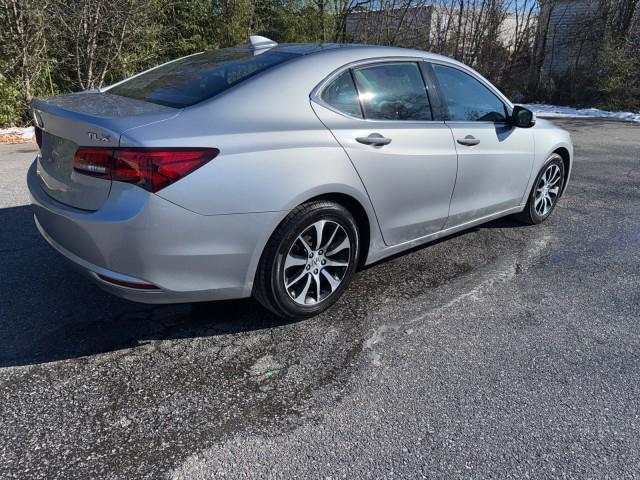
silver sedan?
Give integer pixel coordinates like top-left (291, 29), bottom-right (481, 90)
top-left (28, 37), bottom-right (573, 318)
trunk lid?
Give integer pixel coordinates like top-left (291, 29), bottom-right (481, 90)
top-left (32, 92), bottom-right (179, 210)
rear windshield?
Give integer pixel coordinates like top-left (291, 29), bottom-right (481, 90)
top-left (108, 48), bottom-right (297, 108)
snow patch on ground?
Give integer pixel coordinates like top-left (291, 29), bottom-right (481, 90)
top-left (526, 104), bottom-right (640, 123)
top-left (0, 127), bottom-right (35, 144)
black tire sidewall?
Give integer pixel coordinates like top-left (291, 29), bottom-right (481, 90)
top-left (268, 204), bottom-right (359, 318)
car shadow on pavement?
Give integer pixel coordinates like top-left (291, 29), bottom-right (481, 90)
top-left (0, 204), bottom-right (530, 368)
top-left (362, 214), bottom-right (529, 270)
top-left (0, 205), bottom-right (295, 368)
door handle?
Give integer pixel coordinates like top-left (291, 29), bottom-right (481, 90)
top-left (356, 133), bottom-right (392, 146)
top-left (457, 135), bottom-right (480, 146)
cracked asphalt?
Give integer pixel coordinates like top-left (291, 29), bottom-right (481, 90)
top-left (1, 118), bottom-right (639, 479)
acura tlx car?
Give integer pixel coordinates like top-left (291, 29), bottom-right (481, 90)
top-left (28, 36), bottom-right (573, 319)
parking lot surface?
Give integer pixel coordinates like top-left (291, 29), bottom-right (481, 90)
top-left (1, 119), bottom-right (639, 479)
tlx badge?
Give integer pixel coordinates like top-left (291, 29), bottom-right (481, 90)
top-left (87, 131), bottom-right (111, 142)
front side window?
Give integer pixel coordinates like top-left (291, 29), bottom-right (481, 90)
top-left (108, 48), bottom-right (297, 108)
top-left (352, 63), bottom-right (432, 121)
top-left (319, 71), bottom-right (362, 118)
top-left (431, 64), bottom-right (507, 122)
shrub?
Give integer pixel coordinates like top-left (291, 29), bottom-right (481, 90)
top-left (595, 44), bottom-right (640, 111)
top-left (0, 74), bottom-right (25, 127)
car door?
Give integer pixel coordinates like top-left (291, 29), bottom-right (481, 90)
top-left (311, 61), bottom-right (458, 246)
top-left (428, 62), bottom-right (534, 227)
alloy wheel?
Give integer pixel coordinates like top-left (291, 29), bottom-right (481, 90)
top-left (534, 163), bottom-right (562, 216)
top-left (283, 220), bottom-right (351, 305)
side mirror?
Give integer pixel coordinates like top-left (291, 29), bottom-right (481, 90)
top-left (510, 105), bottom-right (536, 128)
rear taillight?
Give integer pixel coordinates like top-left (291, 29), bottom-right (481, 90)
top-left (73, 148), bottom-right (112, 177)
top-left (73, 147), bottom-right (219, 193)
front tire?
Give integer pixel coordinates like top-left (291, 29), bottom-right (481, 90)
top-left (254, 201), bottom-right (360, 319)
top-left (517, 154), bottom-right (565, 225)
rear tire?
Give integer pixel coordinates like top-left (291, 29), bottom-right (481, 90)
top-left (516, 154), bottom-right (565, 225)
top-left (254, 201), bottom-right (360, 319)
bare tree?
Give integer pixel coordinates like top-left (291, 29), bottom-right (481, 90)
top-left (48, 0), bottom-right (164, 90)
top-left (0, 0), bottom-right (49, 102)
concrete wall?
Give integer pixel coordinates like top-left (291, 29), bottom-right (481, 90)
top-left (541, 0), bottom-right (601, 76)
top-left (345, 6), bottom-right (433, 48)
top-left (346, 6), bottom-right (523, 52)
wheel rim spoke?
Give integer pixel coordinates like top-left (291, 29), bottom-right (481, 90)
top-left (296, 274), bottom-right (312, 303)
top-left (324, 259), bottom-right (348, 268)
top-left (321, 269), bottom-right (341, 293)
top-left (535, 195), bottom-right (543, 213)
top-left (285, 254), bottom-right (307, 270)
top-left (312, 220), bottom-right (326, 250)
top-left (326, 237), bottom-right (350, 257)
top-left (313, 273), bottom-right (321, 303)
top-left (321, 223), bottom-right (339, 251)
top-left (286, 269), bottom-right (308, 289)
top-left (297, 235), bottom-right (313, 256)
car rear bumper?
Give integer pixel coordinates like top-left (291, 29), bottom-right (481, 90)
top-left (28, 160), bottom-right (281, 304)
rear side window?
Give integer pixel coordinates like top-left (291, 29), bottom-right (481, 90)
top-left (352, 63), bottom-right (432, 121)
top-left (320, 71), bottom-right (363, 118)
top-left (108, 48), bottom-right (297, 108)
top-left (431, 64), bottom-right (507, 122)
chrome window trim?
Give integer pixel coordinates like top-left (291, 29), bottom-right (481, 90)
top-left (310, 56), bottom-right (445, 125)
top-left (442, 120), bottom-right (512, 126)
top-left (312, 69), bottom-right (364, 120)
top-left (427, 60), bottom-right (514, 121)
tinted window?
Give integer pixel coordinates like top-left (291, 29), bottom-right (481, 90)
top-left (352, 63), bottom-right (432, 121)
top-left (109, 48), bottom-right (297, 108)
top-left (320, 71), bottom-right (362, 118)
top-left (432, 64), bottom-right (506, 122)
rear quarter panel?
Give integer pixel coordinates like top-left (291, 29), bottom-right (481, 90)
top-left (118, 50), bottom-right (387, 262)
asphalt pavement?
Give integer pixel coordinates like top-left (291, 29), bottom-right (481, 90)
top-left (0, 119), bottom-right (639, 479)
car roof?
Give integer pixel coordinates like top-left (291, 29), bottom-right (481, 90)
top-left (269, 43), bottom-right (359, 55)
top-left (269, 43), bottom-right (464, 67)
